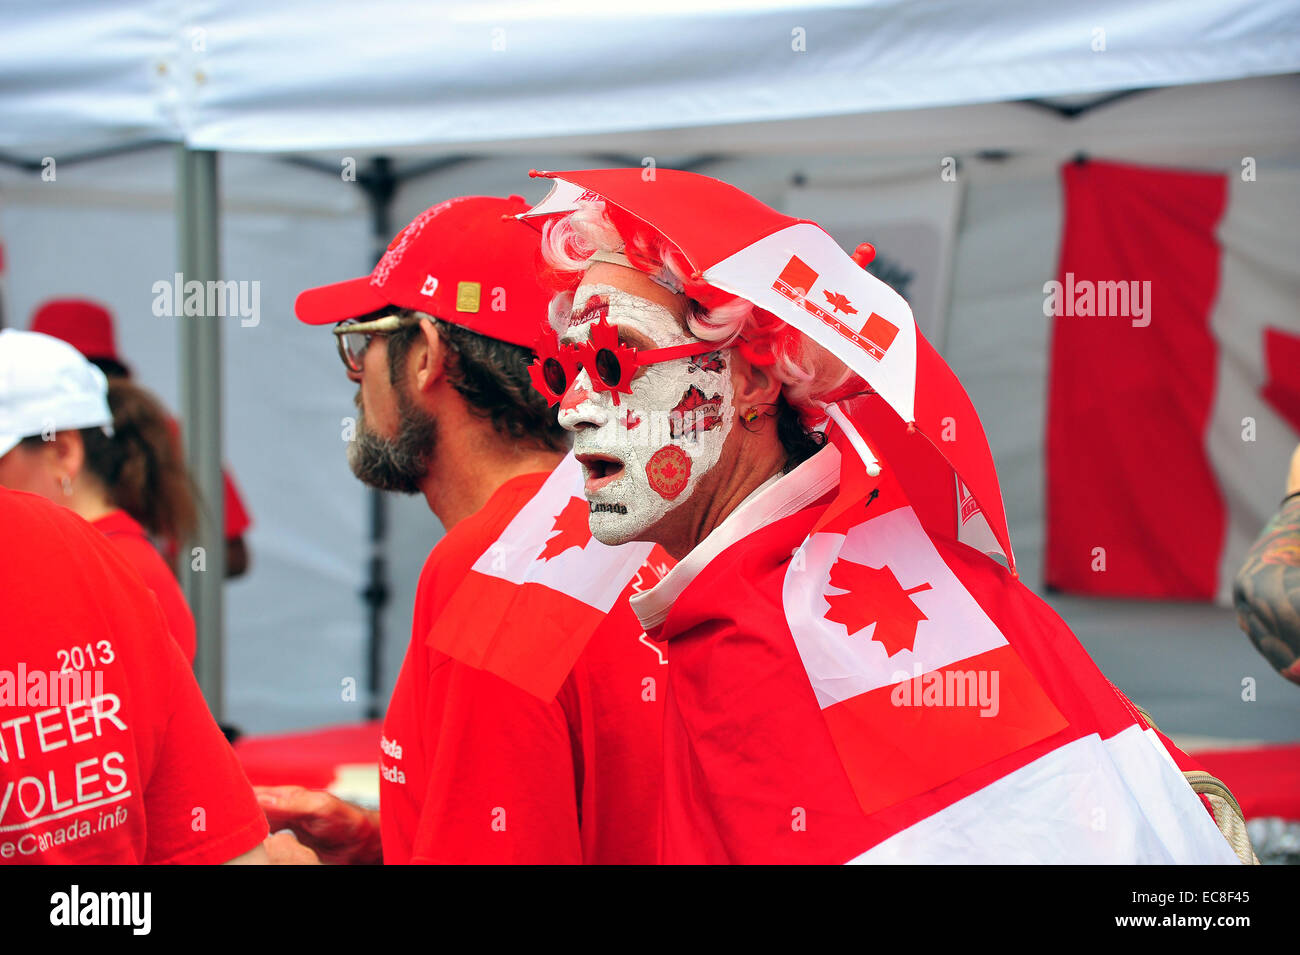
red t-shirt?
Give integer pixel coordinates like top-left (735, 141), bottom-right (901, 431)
top-left (221, 470), bottom-right (251, 540)
top-left (92, 509), bottom-right (197, 664)
top-left (380, 472), bottom-right (665, 864)
top-left (0, 488), bottom-right (268, 864)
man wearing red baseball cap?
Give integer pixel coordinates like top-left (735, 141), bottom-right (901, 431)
top-left (260, 195), bottom-right (667, 864)
top-left (29, 298), bottom-right (255, 579)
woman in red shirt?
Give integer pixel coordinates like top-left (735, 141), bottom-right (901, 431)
top-left (0, 329), bottom-right (197, 662)
top-left (0, 486), bottom-right (267, 864)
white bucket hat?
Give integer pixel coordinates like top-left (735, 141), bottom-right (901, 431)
top-left (0, 328), bottom-right (113, 458)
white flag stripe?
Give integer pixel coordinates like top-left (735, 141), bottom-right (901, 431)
top-left (705, 223), bottom-right (919, 423)
top-left (516, 177), bottom-right (589, 222)
top-left (849, 725), bottom-right (1240, 864)
top-left (955, 476), bottom-right (1005, 560)
top-left (470, 453), bottom-right (653, 612)
top-left (783, 506), bottom-right (1007, 709)
top-left (1205, 171), bottom-right (1300, 604)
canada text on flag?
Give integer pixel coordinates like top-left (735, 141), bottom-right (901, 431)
top-left (773, 256), bottom-right (899, 361)
top-left (958, 483), bottom-right (981, 524)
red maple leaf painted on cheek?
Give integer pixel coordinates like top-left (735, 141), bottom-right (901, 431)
top-left (538, 496), bottom-right (594, 561)
top-left (822, 558), bottom-right (933, 656)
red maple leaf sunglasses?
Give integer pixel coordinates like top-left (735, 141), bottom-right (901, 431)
top-left (528, 313), bottom-right (721, 407)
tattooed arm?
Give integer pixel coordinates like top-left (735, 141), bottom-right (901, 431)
top-left (1233, 445), bottom-right (1300, 685)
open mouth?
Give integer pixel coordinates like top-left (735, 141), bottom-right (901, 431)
top-left (576, 453), bottom-right (626, 494)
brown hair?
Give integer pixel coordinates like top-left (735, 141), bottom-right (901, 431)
top-left (385, 311), bottom-right (568, 453)
top-left (79, 380), bottom-right (198, 540)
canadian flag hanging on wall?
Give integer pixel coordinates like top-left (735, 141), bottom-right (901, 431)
top-left (1046, 159), bottom-right (1300, 602)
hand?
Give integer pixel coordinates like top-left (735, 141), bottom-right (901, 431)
top-left (1287, 443), bottom-right (1300, 497)
top-left (255, 785), bottom-right (383, 865)
top-left (263, 830), bottom-right (322, 865)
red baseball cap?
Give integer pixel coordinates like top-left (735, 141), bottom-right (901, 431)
top-left (29, 298), bottom-right (124, 364)
top-left (294, 194), bottom-right (551, 348)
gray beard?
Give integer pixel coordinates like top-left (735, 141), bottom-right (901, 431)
top-left (346, 391), bottom-right (436, 495)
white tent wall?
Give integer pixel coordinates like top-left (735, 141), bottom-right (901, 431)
top-left (2, 77), bottom-right (1298, 739)
top-left (1, 151), bottom-right (377, 731)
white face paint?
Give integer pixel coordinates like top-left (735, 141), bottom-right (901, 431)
top-left (558, 283), bottom-right (735, 546)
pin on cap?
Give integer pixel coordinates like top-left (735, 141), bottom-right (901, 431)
top-left (294, 195), bottom-right (550, 348)
top-left (455, 281), bottom-right (482, 313)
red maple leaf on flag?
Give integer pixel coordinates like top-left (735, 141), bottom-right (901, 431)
top-left (538, 496), bottom-right (593, 561)
top-left (823, 558), bottom-right (933, 656)
top-left (823, 290), bottom-right (858, 315)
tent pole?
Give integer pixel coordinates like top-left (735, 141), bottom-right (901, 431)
top-left (176, 146), bottom-right (226, 721)
top-left (361, 156), bottom-right (397, 721)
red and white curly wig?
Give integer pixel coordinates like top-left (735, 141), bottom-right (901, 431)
top-left (539, 201), bottom-right (861, 417)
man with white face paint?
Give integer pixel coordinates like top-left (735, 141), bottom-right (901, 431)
top-left (528, 171), bottom-right (1251, 865)
top-left (562, 274), bottom-right (735, 547)
top-left (536, 247), bottom-right (812, 561)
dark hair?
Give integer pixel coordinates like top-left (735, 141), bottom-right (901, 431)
top-left (87, 356), bottom-right (132, 380)
top-left (775, 393), bottom-right (827, 473)
top-left (80, 380), bottom-right (197, 539)
top-left (385, 312), bottom-right (567, 453)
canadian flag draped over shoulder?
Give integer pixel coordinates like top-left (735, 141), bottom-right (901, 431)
top-left (430, 453), bottom-right (671, 701)
top-left (520, 169), bottom-right (1241, 861)
top-left (781, 431), bottom-right (1237, 862)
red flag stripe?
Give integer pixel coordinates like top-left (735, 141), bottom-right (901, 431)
top-left (1047, 160), bottom-right (1229, 598)
top-left (430, 570), bottom-right (606, 702)
top-left (821, 643), bottom-right (1068, 816)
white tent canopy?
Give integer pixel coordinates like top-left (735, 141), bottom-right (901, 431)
top-left (3, 0), bottom-right (1299, 155)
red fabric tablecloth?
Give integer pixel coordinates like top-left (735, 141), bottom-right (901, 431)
top-left (1192, 744), bottom-right (1300, 821)
top-left (235, 720), bottom-right (381, 790)
top-left (231, 721), bottom-right (1298, 824)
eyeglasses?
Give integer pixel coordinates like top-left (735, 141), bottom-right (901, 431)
top-left (528, 313), bottom-right (721, 407)
top-left (333, 313), bottom-right (422, 373)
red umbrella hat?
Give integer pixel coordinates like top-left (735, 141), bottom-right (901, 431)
top-left (521, 168), bottom-right (1016, 573)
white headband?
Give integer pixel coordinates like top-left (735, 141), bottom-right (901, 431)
top-left (587, 250), bottom-right (686, 295)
